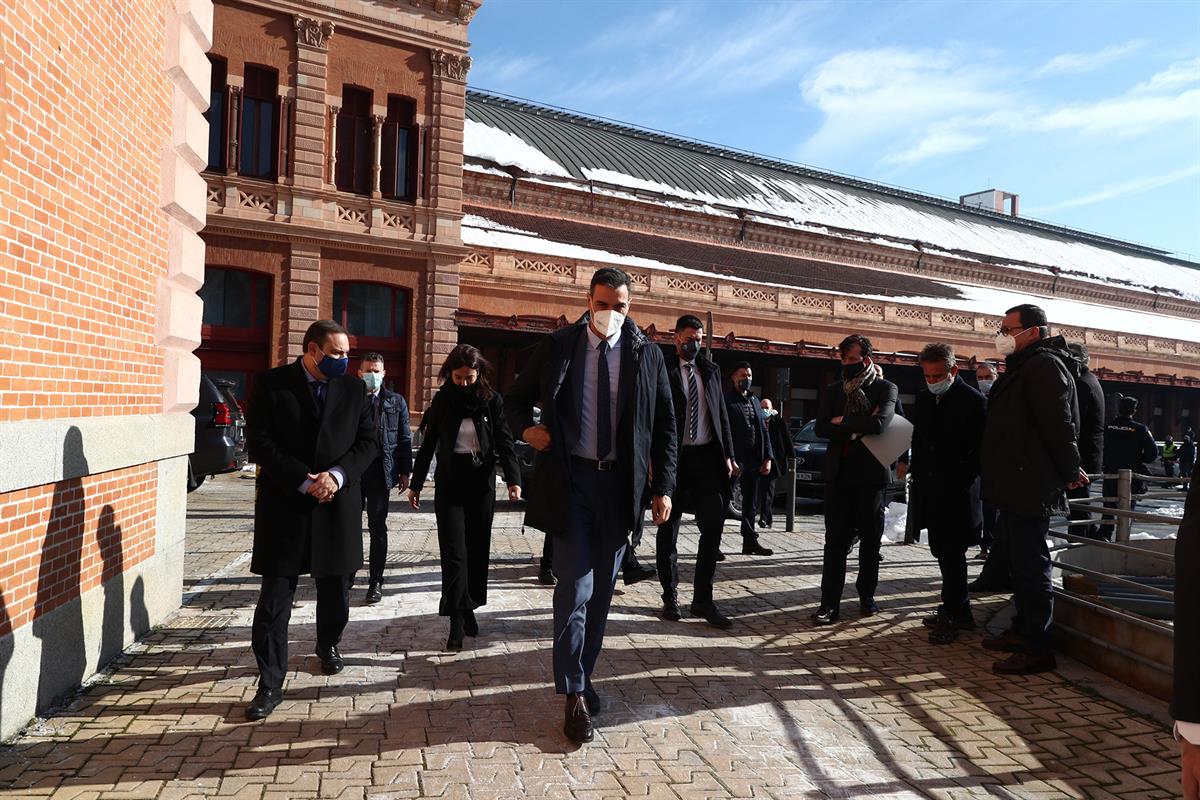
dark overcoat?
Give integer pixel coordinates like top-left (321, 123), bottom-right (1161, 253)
top-left (764, 413), bottom-right (791, 479)
top-left (246, 359), bottom-right (379, 577)
top-left (725, 389), bottom-right (774, 468)
top-left (504, 316), bottom-right (677, 537)
top-left (1172, 482), bottom-right (1200, 726)
top-left (907, 377), bottom-right (986, 548)
top-left (814, 376), bottom-right (899, 486)
top-left (665, 354), bottom-right (735, 506)
top-left (410, 387), bottom-right (522, 493)
top-left (374, 387), bottom-right (413, 489)
top-left (1074, 366), bottom-right (1106, 474)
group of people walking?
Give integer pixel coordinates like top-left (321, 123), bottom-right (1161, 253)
top-left (236, 266), bottom-right (1188, 752)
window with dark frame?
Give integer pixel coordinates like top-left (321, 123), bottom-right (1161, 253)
top-left (333, 281), bottom-right (410, 393)
top-left (381, 95), bottom-right (420, 201)
top-left (240, 64), bottom-right (279, 179)
top-left (205, 56), bottom-right (227, 172)
top-left (335, 86), bottom-right (374, 195)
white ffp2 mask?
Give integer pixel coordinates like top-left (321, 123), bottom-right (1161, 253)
top-left (592, 309), bottom-right (625, 338)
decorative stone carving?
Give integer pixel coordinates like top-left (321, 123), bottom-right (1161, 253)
top-left (431, 48), bottom-right (472, 81)
top-left (294, 15), bottom-right (334, 49)
top-left (408, 0), bottom-right (479, 22)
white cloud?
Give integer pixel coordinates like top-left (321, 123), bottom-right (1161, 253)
top-left (1026, 164), bottom-right (1200, 214)
top-left (880, 126), bottom-right (988, 167)
top-left (1035, 41), bottom-right (1144, 76)
top-left (1034, 89), bottom-right (1200, 135)
top-left (474, 54), bottom-right (542, 85)
top-left (1133, 56), bottom-right (1200, 93)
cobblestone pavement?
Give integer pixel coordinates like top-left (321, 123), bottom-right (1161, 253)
top-left (0, 473), bottom-right (1181, 799)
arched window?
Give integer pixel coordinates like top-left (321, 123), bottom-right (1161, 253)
top-left (333, 281), bottom-right (410, 393)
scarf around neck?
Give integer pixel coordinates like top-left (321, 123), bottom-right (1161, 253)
top-left (842, 361), bottom-right (881, 415)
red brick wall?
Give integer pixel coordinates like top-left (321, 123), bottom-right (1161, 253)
top-left (0, 465), bottom-right (159, 637)
top-left (210, 3), bottom-right (296, 87)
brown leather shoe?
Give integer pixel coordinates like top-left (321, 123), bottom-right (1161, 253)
top-left (981, 629), bottom-right (1024, 652)
top-left (563, 693), bottom-right (594, 743)
top-left (992, 651), bottom-right (1057, 675)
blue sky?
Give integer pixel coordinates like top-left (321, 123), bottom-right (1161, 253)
top-left (468, 0), bottom-right (1200, 260)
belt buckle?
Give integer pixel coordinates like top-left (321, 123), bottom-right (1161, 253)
top-left (597, 459), bottom-right (614, 472)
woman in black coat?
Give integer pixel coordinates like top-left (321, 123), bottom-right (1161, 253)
top-left (409, 345), bottom-right (521, 651)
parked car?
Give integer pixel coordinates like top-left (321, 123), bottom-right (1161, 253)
top-left (187, 374), bottom-right (248, 491)
top-left (774, 419), bottom-right (907, 506)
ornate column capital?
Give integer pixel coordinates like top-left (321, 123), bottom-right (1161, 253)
top-left (430, 49), bottom-right (472, 82)
top-left (294, 15), bottom-right (335, 49)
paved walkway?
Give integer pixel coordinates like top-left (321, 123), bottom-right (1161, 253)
top-left (0, 474), bottom-right (1181, 799)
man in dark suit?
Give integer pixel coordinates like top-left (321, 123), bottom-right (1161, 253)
top-left (725, 363), bottom-right (775, 556)
top-left (812, 334), bottom-right (899, 625)
top-left (243, 320), bottom-right (379, 720)
top-left (1174, 481), bottom-right (1200, 798)
top-left (655, 314), bottom-right (736, 628)
top-left (505, 267), bottom-right (677, 744)
top-left (357, 352), bottom-right (413, 604)
top-left (758, 399), bottom-right (791, 529)
top-left (1066, 343), bottom-right (1105, 539)
top-left (908, 343), bottom-right (986, 645)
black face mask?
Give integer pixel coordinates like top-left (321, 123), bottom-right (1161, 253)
top-left (680, 340), bottom-right (701, 361)
top-left (842, 361), bottom-right (867, 380)
top-left (736, 379), bottom-right (751, 393)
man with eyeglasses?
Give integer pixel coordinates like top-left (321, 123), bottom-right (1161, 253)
top-left (979, 304), bottom-right (1086, 675)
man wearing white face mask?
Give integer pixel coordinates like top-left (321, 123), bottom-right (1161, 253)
top-left (357, 353), bottom-right (413, 605)
top-left (980, 304), bottom-right (1086, 675)
top-left (505, 267), bottom-right (677, 744)
top-left (908, 343), bottom-right (986, 645)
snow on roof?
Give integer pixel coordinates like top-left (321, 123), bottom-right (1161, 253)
top-left (462, 213), bottom-right (1200, 344)
top-left (464, 93), bottom-right (1200, 303)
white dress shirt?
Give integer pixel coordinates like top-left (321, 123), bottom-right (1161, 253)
top-left (453, 417), bottom-right (481, 454)
top-left (573, 325), bottom-right (622, 460)
top-left (680, 357), bottom-right (714, 446)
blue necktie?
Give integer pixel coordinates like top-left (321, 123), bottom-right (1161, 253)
top-left (311, 380), bottom-right (326, 411)
top-left (597, 340), bottom-right (611, 460)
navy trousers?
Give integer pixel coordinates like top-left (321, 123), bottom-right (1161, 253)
top-left (551, 467), bottom-right (627, 695)
top-left (997, 510), bottom-right (1053, 655)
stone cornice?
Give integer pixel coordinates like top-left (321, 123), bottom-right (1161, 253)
top-left (403, 0), bottom-right (480, 23)
top-left (463, 171), bottom-right (1200, 322)
top-left (235, 0), bottom-right (470, 50)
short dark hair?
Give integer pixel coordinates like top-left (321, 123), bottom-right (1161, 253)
top-left (675, 314), bottom-right (704, 333)
top-left (438, 343), bottom-right (494, 401)
top-left (838, 334), bottom-right (873, 358)
top-left (1117, 395), bottom-right (1138, 416)
top-left (589, 267), bottom-right (631, 294)
top-left (918, 342), bottom-right (955, 369)
top-left (303, 320), bottom-right (348, 352)
top-left (1005, 304), bottom-right (1048, 329)
top-left (976, 360), bottom-right (997, 374)
top-left (360, 352), bottom-right (385, 365)
top-left (1067, 342), bottom-right (1089, 365)
top-left (730, 361), bottom-right (752, 374)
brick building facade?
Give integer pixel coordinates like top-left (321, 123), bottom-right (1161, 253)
top-left (0, 1), bottom-right (213, 737)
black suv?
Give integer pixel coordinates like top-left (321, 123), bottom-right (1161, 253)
top-left (187, 374), bottom-right (248, 491)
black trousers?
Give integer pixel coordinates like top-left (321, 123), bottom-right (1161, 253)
top-left (928, 526), bottom-right (970, 615)
top-left (434, 454), bottom-right (495, 616)
top-left (541, 530), bottom-right (554, 570)
top-left (363, 471), bottom-right (391, 582)
top-left (735, 469), bottom-right (763, 545)
top-left (251, 573), bottom-right (351, 691)
top-left (1066, 483), bottom-right (1098, 540)
top-left (820, 481), bottom-right (886, 608)
top-left (999, 510), bottom-right (1053, 654)
top-left (980, 500), bottom-right (998, 550)
top-left (657, 443), bottom-right (726, 608)
top-left (757, 472), bottom-right (778, 526)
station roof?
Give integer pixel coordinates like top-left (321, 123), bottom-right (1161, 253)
top-left (465, 91), bottom-right (1200, 303)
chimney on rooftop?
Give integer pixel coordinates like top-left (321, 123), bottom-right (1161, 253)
top-left (960, 189), bottom-right (1019, 217)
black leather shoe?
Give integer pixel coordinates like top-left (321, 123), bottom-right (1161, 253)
top-left (623, 560), bottom-right (657, 586)
top-left (365, 581), bottom-right (383, 605)
top-left (245, 687), bottom-right (283, 720)
top-left (316, 645), bottom-right (344, 675)
top-left (811, 607), bottom-right (839, 625)
top-left (582, 682), bottom-right (603, 716)
top-left (661, 594), bottom-right (682, 622)
top-left (446, 614), bottom-right (465, 652)
top-left (922, 610), bottom-right (975, 630)
top-left (859, 599), bottom-right (880, 617)
top-left (563, 693), bottom-right (594, 743)
top-left (714, 549), bottom-right (726, 562)
top-left (968, 579), bottom-right (1010, 594)
top-left (929, 624), bottom-right (960, 645)
top-left (538, 565), bottom-right (557, 586)
top-left (690, 603), bottom-right (733, 630)
top-left (742, 542), bottom-right (774, 556)
top-left (463, 609), bottom-right (479, 637)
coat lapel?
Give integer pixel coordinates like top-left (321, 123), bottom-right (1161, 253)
top-left (289, 359), bottom-right (321, 420)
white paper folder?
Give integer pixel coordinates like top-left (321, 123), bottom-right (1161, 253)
top-left (860, 415), bottom-right (913, 468)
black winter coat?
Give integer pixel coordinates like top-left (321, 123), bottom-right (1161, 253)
top-left (247, 359), bottom-right (379, 577)
top-left (907, 377), bottom-right (986, 540)
top-left (1074, 366), bottom-right (1106, 474)
top-left (815, 375), bottom-right (899, 486)
top-left (410, 387), bottom-right (521, 493)
top-left (980, 336), bottom-right (1081, 517)
top-left (1172, 482), bottom-right (1200, 725)
top-left (725, 390), bottom-right (774, 468)
top-left (504, 317), bottom-right (677, 537)
top-left (764, 412), bottom-right (791, 479)
top-left (666, 355), bottom-right (735, 502)
top-left (368, 387), bottom-right (413, 490)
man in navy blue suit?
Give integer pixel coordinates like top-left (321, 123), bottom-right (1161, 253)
top-left (506, 267), bottom-right (677, 744)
